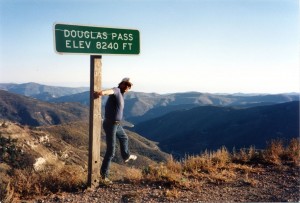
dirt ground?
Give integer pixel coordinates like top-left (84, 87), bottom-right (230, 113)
top-left (34, 165), bottom-right (299, 203)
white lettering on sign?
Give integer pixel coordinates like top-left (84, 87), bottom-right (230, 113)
top-left (122, 43), bottom-right (132, 50)
top-left (96, 42), bottom-right (119, 50)
top-left (55, 24), bottom-right (140, 54)
top-left (64, 29), bottom-right (108, 40)
top-left (61, 29), bottom-right (136, 51)
top-left (111, 33), bottom-right (133, 41)
top-left (66, 40), bottom-right (91, 49)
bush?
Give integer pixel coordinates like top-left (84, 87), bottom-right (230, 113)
top-left (0, 135), bottom-right (36, 169)
top-left (283, 138), bottom-right (300, 166)
top-left (263, 139), bottom-right (285, 165)
top-left (140, 139), bottom-right (300, 188)
top-left (9, 165), bottom-right (87, 200)
top-left (142, 163), bottom-right (186, 188)
top-left (123, 167), bottom-right (143, 183)
top-left (232, 146), bottom-right (262, 164)
top-left (262, 139), bottom-right (300, 166)
top-left (0, 136), bottom-right (22, 167)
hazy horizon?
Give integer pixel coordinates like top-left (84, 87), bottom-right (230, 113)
top-left (1, 81), bottom-right (299, 95)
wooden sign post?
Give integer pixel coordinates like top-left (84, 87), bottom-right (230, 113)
top-left (54, 23), bottom-right (140, 189)
top-left (88, 55), bottom-right (102, 188)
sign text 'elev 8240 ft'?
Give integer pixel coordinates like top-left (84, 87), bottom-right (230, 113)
top-left (54, 23), bottom-right (140, 55)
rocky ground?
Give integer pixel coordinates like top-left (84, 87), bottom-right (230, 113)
top-left (34, 165), bottom-right (299, 203)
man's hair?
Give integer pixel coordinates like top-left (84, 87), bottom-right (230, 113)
top-left (118, 81), bottom-right (132, 89)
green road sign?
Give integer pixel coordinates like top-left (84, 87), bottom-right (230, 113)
top-left (54, 23), bottom-right (140, 55)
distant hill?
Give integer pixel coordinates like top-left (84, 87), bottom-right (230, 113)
top-left (1, 83), bottom-right (299, 126)
top-left (0, 82), bottom-right (89, 101)
top-left (0, 90), bottom-right (89, 126)
top-left (0, 90), bottom-right (169, 163)
top-left (50, 90), bottom-right (299, 123)
top-left (39, 121), bottom-right (170, 165)
top-left (51, 91), bottom-right (91, 105)
top-left (127, 104), bottom-right (199, 123)
top-left (0, 120), bottom-right (169, 178)
top-left (134, 101), bottom-right (299, 157)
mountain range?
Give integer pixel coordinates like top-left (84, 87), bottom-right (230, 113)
top-left (0, 82), bottom-right (89, 101)
top-left (50, 90), bottom-right (299, 121)
top-left (54, 91), bottom-right (300, 124)
top-left (1, 83), bottom-right (298, 124)
top-left (0, 90), bottom-right (89, 126)
top-left (134, 101), bottom-right (299, 157)
top-left (0, 82), bottom-right (299, 157)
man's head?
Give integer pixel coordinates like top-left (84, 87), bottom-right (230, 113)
top-left (118, 77), bottom-right (133, 93)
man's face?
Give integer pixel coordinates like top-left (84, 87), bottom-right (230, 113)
top-left (120, 82), bottom-right (131, 93)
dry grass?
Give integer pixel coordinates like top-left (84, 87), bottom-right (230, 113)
top-left (1, 138), bottom-right (299, 201)
top-left (122, 167), bottom-right (143, 182)
top-left (232, 146), bottom-right (259, 163)
top-left (140, 139), bottom-right (300, 189)
top-left (263, 139), bottom-right (285, 165)
top-left (142, 146), bottom-right (236, 187)
top-left (262, 138), bottom-right (300, 166)
top-left (164, 188), bottom-right (181, 200)
top-left (4, 164), bottom-right (86, 201)
top-left (283, 138), bottom-right (300, 166)
top-left (142, 163), bottom-right (184, 186)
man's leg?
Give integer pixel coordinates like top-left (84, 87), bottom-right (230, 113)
top-left (116, 125), bottom-right (137, 162)
top-left (116, 125), bottom-right (130, 160)
top-left (101, 120), bottom-right (117, 178)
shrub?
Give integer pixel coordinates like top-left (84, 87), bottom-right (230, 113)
top-left (10, 165), bottom-right (87, 200)
top-left (123, 167), bottom-right (142, 182)
top-left (183, 152), bottom-right (214, 175)
top-left (0, 135), bottom-right (36, 169)
top-left (40, 165), bottom-right (86, 193)
top-left (232, 146), bottom-right (262, 164)
top-left (0, 136), bottom-right (20, 167)
top-left (262, 139), bottom-right (285, 165)
top-left (166, 156), bottom-right (182, 173)
top-left (211, 146), bottom-right (231, 166)
top-left (142, 163), bottom-right (186, 188)
top-left (283, 138), bottom-right (300, 166)
top-left (183, 147), bottom-right (230, 175)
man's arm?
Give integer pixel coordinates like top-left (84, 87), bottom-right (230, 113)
top-left (93, 89), bottom-right (114, 98)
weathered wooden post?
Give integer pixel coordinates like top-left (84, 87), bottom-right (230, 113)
top-left (53, 23), bottom-right (140, 189)
top-left (88, 55), bottom-right (102, 188)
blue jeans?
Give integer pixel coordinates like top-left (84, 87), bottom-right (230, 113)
top-left (100, 119), bottom-right (130, 178)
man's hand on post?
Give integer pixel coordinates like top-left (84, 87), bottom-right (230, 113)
top-left (93, 91), bottom-right (102, 99)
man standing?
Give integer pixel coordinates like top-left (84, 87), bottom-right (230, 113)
top-left (93, 77), bottom-right (137, 183)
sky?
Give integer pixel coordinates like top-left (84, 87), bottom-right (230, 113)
top-left (0, 0), bottom-right (299, 94)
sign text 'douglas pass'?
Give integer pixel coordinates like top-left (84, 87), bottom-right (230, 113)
top-left (54, 23), bottom-right (140, 55)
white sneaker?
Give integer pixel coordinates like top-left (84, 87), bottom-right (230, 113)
top-left (102, 177), bottom-right (113, 184)
top-left (125, 154), bottom-right (137, 163)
